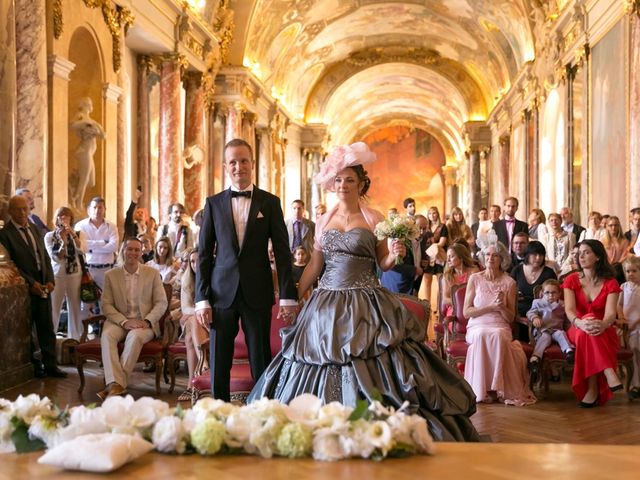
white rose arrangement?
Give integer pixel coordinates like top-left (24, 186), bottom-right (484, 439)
top-left (0, 393), bottom-right (434, 462)
top-left (374, 214), bottom-right (421, 265)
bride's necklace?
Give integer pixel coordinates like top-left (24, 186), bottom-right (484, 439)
top-left (336, 211), bottom-right (359, 225)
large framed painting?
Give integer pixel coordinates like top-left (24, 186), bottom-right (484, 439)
top-left (590, 20), bottom-right (627, 220)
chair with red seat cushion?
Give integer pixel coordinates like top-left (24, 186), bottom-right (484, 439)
top-left (191, 304), bottom-right (287, 404)
top-left (444, 284), bottom-right (469, 374)
top-left (395, 293), bottom-right (434, 351)
top-left (74, 283), bottom-right (174, 395)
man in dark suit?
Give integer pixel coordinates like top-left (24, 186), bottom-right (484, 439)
top-left (492, 197), bottom-right (528, 252)
top-left (560, 207), bottom-right (585, 243)
top-left (508, 232), bottom-right (529, 273)
top-left (195, 138), bottom-right (297, 402)
top-left (16, 188), bottom-right (49, 237)
top-left (286, 199), bottom-right (315, 254)
top-left (624, 207), bottom-right (640, 255)
top-left (0, 196), bottom-right (66, 378)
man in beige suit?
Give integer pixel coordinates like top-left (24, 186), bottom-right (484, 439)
top-left (98, 237), bottom-right (168, 399)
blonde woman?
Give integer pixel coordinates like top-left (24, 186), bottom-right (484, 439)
top-left (146, 237), bottom-right (178, 284)
top-left (441, 243), bottom-right (479, 317)
top-left (544, 213), bottom-right (576, 273)
top-left (421, 206), bottom-right (449, 301)
top-left (178, 248), bottom-right (209, 401)
top-left (528, 208), bottom-right (548, 243)
top-left (446, 207), bottom-right (475, 250)
top-left (601, 215), bottom-right (629, 264)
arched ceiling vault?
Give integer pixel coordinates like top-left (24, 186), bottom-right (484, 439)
top-left (231, 0), bottom-right (535, 162)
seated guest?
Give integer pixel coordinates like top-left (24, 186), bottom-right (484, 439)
top-left (528, 208), bottom-right (548, 243)
top-left (463, 241), bottom-right (536, 406)
top-left (602, 215), bottom-right (629, 265)
top-left (544, 213), bottom-right (576, 273)
top-left (146, 237), bottom-right (179, 284)
top-left (578, 211), bottom-right (605, 242)
top-left (177, 248), bottom-right (209, 401)
top-left (508, 232), bottom-right (529, 273)
top-left (560, 206), bottom-right (586, 244)
top-left (624, 208), bottom-right (640, 255)
top-left (510, 241), bottom-right (557, 341)
top-left (44, 206), bottom-right (87, 341)
top-left (526, 279), bottom-right (574, 381)
top-left (98, 237), bottom-right (168, 399)
top-left (471, 207), bottom-right (488, 240)
top-left (559, 245), bottom-right (580, 279)
top-left (446, 207), bottom-right (475, 250)
top-left (441, 243), bottom-right (479, 316)
top-left (563, 239), bottom-right (622, 407)
top-left (137, 233), bottom-right (154, 263)
top-left (0, 196), bottom-right (66, 378)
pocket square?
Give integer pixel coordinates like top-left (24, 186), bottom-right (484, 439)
top-left (257, 211), bottom-right (264, 219)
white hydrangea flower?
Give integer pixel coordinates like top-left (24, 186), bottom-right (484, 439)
top-left (312, 428), bottom-right (349, 461)
top-left (12, 394), bottom-right (53, 424)
top-left (152, 416), bottom-right (187, 454)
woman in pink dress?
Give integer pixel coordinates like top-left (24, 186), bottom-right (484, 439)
top-left (562, 239), bottom-right (622, 407)
top-left (463, 242), bottom-right (536, 406)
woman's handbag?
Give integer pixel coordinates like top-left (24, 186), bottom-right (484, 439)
top-left (78, 254), bottom-right (102, 303)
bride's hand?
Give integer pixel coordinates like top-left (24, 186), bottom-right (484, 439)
top-left (278, 305), bottom-right (298, 325)
top-left (387, 239), bottom-right (406, 260)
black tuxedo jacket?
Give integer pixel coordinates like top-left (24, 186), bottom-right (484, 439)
top-left (0, 221), bottom-right (54, 288)
top-left (492, 219), bottom-right (528, 248)
top-left (567, 224), bottom-right (585, 243)
top-left (196, 186), bottom-right (296, 310)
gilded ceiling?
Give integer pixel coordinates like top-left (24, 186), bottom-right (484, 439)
top-left (236, 0), bottom-right (540, 162)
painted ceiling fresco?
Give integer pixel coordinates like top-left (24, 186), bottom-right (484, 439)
top-left (240, 0), bottom-right (537, 163)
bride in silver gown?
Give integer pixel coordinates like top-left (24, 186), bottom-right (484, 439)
top-left (248, 143), bottom-right (479, 441)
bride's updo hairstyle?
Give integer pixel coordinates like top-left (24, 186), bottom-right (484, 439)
top-left (313, 142), bottom-right (376, 194)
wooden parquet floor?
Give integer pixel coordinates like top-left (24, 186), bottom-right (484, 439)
top-left (2, 364), bottom-right (640, 444)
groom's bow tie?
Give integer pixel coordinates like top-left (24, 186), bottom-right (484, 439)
top-left (231, 190), bottom-right (252, 198)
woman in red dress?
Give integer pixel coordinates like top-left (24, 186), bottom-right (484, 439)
top-left (562, 239), bottom-right (622, 407)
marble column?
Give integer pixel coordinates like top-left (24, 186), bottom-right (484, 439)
top-left (15, 0), bottom-right (48, 216)
top-left (631, 14), bottom-right (640, 209)
top-left (0, 0), bottom-right (16, 218)
top-left (116, 70), bottom-right (127, 232)
top-left (103, 83), bottom-right (122, 222)
top-left (183, 72), bottom-right (205, 215)
top-left (158, 55), bottom-right (182, 220)
top-left (441, 165), bottom-right (457, 216)
top-left (136, 55), bottom-right (152, 209)
top-left (242, 111), bottom-right (257, 180)
top-left (467, 150), bottom-right (481, 224)
top-left (47, 55), bottom-right (75, 213)
top-left (225, 102), bottom-right (244, 144)
top-left (499, 136), bottom-right (510, 203)
top-left (208, 105), bottom-right (225, 194)
top-left (257, 127), bottom-right (271, 191)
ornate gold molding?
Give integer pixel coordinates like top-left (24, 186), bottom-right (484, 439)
top-left (345, 46), bottom-right (441, 68)
top-left (81, 1), bottom-right (134, 73)
top-left (625, 0), bottom-right (640, 16)
top-left (214, 1), bottom-right (234, 65)
top-left (52, 0), bottom-right (63, 39)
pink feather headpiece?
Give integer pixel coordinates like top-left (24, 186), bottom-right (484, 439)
top-left (313, 142), bottom-right (376, 191)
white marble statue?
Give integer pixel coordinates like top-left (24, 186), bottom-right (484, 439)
top-left (70, 97), bottom-right (105, 210)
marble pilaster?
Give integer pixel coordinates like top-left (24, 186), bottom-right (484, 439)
top-left (116, 68), bottom-right (127, 232)
top-left (467, 150), bottom-right (481, 223)
top-left (103, 83), bottom-right (122, 222)
top-left (257, 127), bottom-right (271, 191)
top-left (158, 56), bottom-right (182, 219)
top-left (631, 14), bottom-right (640, 209)
top-left (225, 102), bottom-right (244, 144)
top-left (183, 72), bottom-right (205, 215)
top-left (242, 111), bottom-right (257, 180)
top-left (0, 0), bottom-right (16, 217)
top-left (47, 55), bottom-right (75, 213)
top-left (208, 106), bottom-right (225, 194)
top-left (136, 55), bottom-right (152, 209)
top-left (441, 165), bottom-right (457, 215)
top-left (15, 0), bottom-right (48, 217)
top-left (498, 136), bottom-right (510, 204)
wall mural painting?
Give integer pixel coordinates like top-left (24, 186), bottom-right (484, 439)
top-left (591, 20), bottom-right (627, 221)
top-left (362, 126), bottom-right (445, 217)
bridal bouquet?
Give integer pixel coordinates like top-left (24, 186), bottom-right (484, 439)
top-left (1, 393), bottom-right (435, 467)
top-left (374, 214), bottom-right (420, 265)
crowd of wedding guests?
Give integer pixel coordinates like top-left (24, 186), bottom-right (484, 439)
top-left (2, 184), bottom-right (640, 408)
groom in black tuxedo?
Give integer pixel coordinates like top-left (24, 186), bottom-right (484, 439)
top-left (195, 138), bottom-right (297, 401)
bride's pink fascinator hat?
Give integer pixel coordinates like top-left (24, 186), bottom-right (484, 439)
top-left (313, 142), bottom-right (376, 191)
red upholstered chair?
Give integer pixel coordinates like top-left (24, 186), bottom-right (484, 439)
top-left (190, 304), bottom-right (287, 404)
top-left (74, 283), bottom-right (174, 395)
top-left (395, 293), bottom-right (435, 351)
top-left (444, 284), bottom-right (469, 374)
top-left (617, 324), bottom-right (635, 391)
top-left (430, 275), bottom-right (446, 358)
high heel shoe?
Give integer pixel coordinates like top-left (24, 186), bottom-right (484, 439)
top-left (609, 384), bottom-right (623, 393)
top-left (579, 399), bottom-right (598, 408)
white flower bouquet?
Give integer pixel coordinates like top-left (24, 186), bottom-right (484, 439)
top-left (0, 393), bottom-right (435, 463)
top-left (374, 214), bottom-right (421, 265)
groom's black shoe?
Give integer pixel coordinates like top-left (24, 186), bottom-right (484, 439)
top-left (45, 367), bottom-right (68, 378)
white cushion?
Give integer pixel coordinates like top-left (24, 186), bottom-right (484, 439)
top-left (38, 433), bottom-right (153, 472)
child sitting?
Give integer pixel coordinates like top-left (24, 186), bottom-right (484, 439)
top-left (526, 279), bottom-right (575, 380)
top-left (618, 256), bottom-right (640, 400)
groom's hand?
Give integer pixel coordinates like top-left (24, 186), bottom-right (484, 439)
top-left (278, 305), bottom-right (298, 325)
top-left (196, 308), bottom-right (212, 329)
